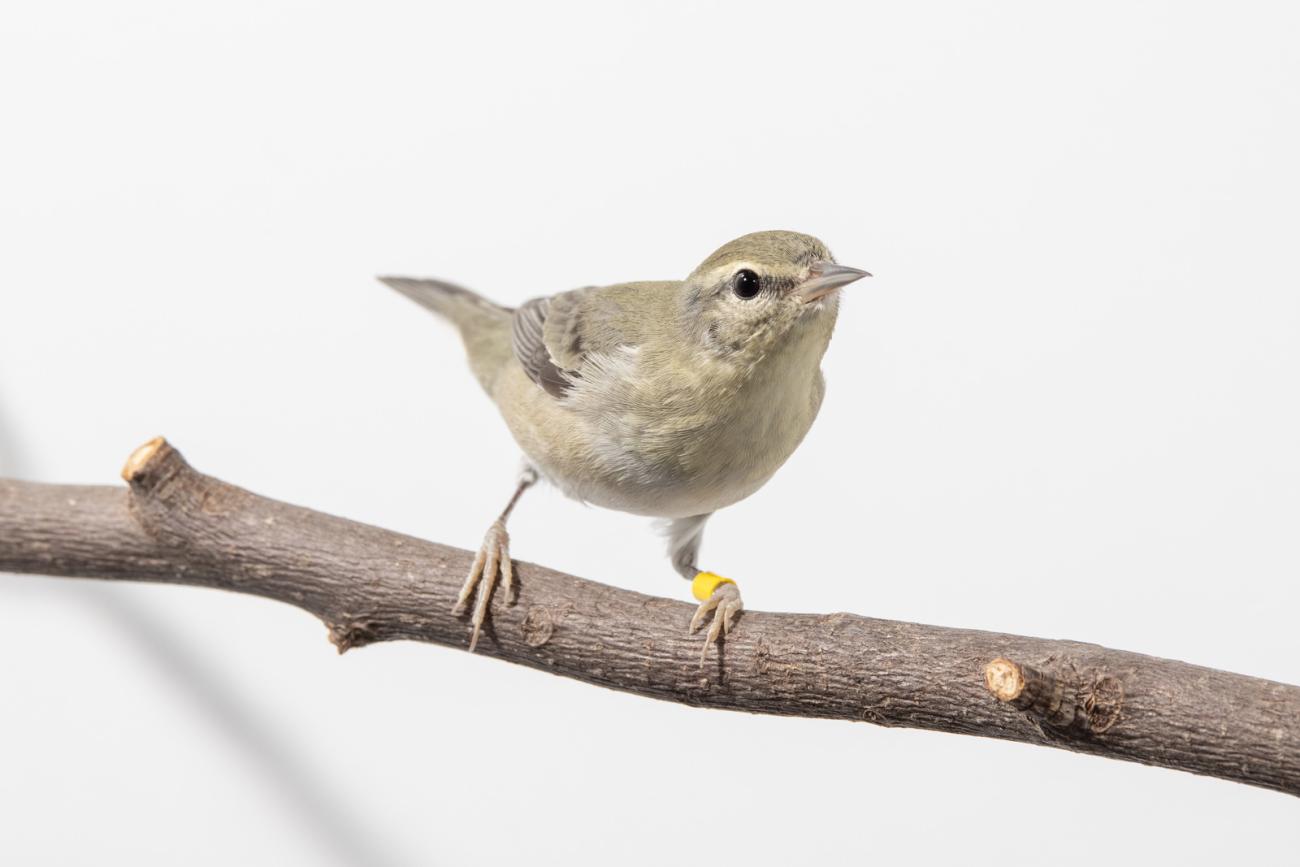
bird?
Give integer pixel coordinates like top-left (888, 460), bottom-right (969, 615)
top-left (380, 230), bottom-right (869, 661)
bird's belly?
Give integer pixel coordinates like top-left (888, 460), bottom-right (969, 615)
top-left (555, 439), bottom-right (780, 519)
top-left (545, 442), bottom-right (785, 519)
top-left (497, 367), bottom-right (821, 519)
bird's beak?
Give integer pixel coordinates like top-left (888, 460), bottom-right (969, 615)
top-left (797, 261), bottom-right (871, 303)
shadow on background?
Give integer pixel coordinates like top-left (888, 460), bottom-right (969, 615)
top-left (0, 401), bottom-right (406, 867)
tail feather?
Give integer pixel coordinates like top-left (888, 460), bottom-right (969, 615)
top-left (378, 276), bottom-right (515, 393)
top-left (378, 276), bottom-right (511, 321)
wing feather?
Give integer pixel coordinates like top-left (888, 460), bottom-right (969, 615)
top-left (511, 283), bottom-right (660, 399)
top-left (511, 296), bottom-right (574, 398)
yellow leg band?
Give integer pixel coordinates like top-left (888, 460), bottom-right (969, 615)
top-left (691, 571), bottom-right (736, 602)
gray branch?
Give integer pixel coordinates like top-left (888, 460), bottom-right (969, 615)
top-left (1, 438), bottom-right (1296, 795)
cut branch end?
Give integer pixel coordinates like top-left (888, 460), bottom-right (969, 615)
top-left (985, 657), bottom-right (1026, 701)
top-left (121, 436), bottom-right (168, 482)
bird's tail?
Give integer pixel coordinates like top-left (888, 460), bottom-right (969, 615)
top-left (378, 276), bottom-right (510, 324)
top-left (378, 276), bottom-right (514, 393)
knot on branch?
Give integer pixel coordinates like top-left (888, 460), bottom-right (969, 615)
top-left (521, 605), bottom-right (556, 647)
top-left (985, 657), bottom-right (1124, 734)
top-left (328, 619), bottom-right (384, 654)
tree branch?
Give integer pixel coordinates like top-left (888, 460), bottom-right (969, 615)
top-left (2, 437), bottom-right (1296, 795)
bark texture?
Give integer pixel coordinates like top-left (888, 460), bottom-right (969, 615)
top-left (1, 438), bottom-right (1297, 796)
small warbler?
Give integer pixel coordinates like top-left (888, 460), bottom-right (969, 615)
top-left (381, 230), bottom-right (869, 659)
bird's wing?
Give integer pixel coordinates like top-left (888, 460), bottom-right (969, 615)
top-left (511, 285), bottom-right (637, 398)
top-left (512, 295), bottom-right (570, 398)
top-left (511, 281), bottom-right (679, 399)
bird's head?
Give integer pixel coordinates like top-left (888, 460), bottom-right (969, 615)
top-left (679, 230), bottom-right (869, 366)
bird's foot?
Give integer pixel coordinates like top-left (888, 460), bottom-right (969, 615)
top-left (453, 519), bottom-right (514, 652)
top-left (689, 572), bottom-right (743, 665)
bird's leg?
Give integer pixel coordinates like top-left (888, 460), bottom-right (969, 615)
top-left (666, 513), bottom-right (743, 664)
top-left (454, 465), bottom-right (538, 651)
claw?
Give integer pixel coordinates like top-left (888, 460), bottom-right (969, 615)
top-left (501, 547), bottom-right (515, 601)
top-left (721, 599), bottom-right (740, 635)
top-left (455, 545), bottom-right (487, 613)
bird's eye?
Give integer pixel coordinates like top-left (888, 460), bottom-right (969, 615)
top-left (732, 269), bottom-right (761, 299)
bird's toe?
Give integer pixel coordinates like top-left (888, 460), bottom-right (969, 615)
top-left (688, 576), bottom-right (743, 664)
top-left (457, 519), bottom-right (513, 652)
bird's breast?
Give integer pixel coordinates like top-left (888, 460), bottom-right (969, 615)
top-left (496, 341), bottom-right (827, 519)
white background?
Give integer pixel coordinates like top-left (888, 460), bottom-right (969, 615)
top-left (2, 2), bottom-right (1298, 864)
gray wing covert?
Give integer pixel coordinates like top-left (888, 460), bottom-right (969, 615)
top-left (511, 291), bottom-right (585, 398)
